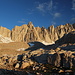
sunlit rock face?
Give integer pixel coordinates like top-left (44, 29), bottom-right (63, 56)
top-left (11, 23), bottom-right (75, 43)
top-left (0, 23), bottom-right (75, 43)
top-left (0, 26), bottom-right (11, 37)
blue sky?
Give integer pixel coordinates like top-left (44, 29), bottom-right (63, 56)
top-left (0, 0), bottom-right (75, 30)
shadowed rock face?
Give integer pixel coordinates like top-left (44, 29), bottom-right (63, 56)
top-left (56, 31), bottom-right (75, 45)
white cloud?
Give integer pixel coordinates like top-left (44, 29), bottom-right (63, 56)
top-left (53, 13), bottom-right (61, 18)
top-left (36, 3), bottom-right (45, 12)
top-left (36, 0), bottom-right (53, 12)
top-left (27, 9), bottom-right (35, 14)
top-left (71, 18), bottom-right (75, 23)
top-left (51, 21), bottom-right (56, 25)
top-left (36, 0), bottom-right (61, 19)
top-left (72, 0), bottom-right (75, 10)
top-left (47, 0), bottom-right (53, 10)
top-left (18, 19), bottom-right (26, 23)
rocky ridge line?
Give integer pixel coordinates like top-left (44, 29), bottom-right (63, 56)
top-left (0, 22), bottom-right (75, 43)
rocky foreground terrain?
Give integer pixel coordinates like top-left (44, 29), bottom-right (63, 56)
top-left (0, 23), bottom-right (75, 75)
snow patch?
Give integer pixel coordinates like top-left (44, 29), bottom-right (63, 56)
top-left (28, 43), bottom-right (34, 46)
top-left (17, 48), bottom-right (25, 51)
top-left (28, 41), bottom-right (55, 47)
top-left (42, 41), bottom-right (55, 45)
top-left (0, 35), bottom-right (13, 43)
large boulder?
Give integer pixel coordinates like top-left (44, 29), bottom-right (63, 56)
top-left (20, 60), bottom-right (34, 69)
top-left (48, 51), bottom-right (75, 69)
top-left (60, 52), bottom-right (73, 68)
top-left (34, 54), bottom-right (48, 63)
top-left (48, 53), bottom-right (61, 67)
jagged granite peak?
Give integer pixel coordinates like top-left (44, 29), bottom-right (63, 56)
top-left (48, 25), bottom-right (56, 41)
top-left (48, 25), bottom-right (55, 33)
top-left (27, 21), bottom-right (34, 29)
top-left (54, 23), bottom-right (74, 39)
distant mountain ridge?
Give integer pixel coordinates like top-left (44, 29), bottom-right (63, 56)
top-left (0, 22), bottom-right (75, 43)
